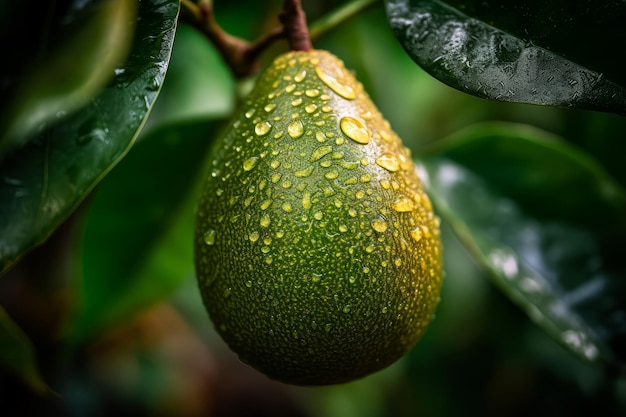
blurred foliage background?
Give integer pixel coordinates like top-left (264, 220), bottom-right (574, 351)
top-left (1, 0), bottom-right (625, 416)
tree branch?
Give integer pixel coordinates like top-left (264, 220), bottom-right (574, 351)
top-left (180, 0), bottom-right (314, 78)
top-left (279, 0), bottom-right (312, 51)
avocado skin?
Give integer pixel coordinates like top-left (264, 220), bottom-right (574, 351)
top-left (194, 50), bottom-right (442, 385)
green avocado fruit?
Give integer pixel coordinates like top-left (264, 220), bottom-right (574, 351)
top-left (194, 50), bottom-right (442, 385)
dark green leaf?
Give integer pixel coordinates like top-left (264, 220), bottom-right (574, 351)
top-left (386, 0), bottom-right (626, 115)
top-left (69, 119), bottom-right (221, 343)
top-left (418, 122), bottom-right (626, 366)
top-left (425, 122), bottom-right (626, 234)
top-left (0, 0), bottom-right (180, 275)
top-left (0, 306), bottom-right (49, 394)
top-left (0, 0), bottom-right (137, 157)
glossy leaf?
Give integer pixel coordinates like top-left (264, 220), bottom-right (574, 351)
top-left (0, 0), bottom-right (137, 157)
top-left (425, 123), bottom-right (626, 234)
top-left (70, 119), bottom-right (221, 342)
top-left (0, 0), bottom-right (179, 275)
top-left (143, 25), bottom-right (236, 133)
top-left (417, 122), bottom-right (626, 366)
top-left (386, 0), bottom-right (626, 115)
top-left (0, 306), bottom-right (49, 394)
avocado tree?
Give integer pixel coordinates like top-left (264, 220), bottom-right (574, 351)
top-left (1, 0), bottom-right (625, 416)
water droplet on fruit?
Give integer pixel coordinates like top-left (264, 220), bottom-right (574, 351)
top-left (264, 103), bottom-right (276, 112)
top-left (288, 120), bottom-right (304, 138)
top-left (391, 196), bottom-right (415, 212)
top-left (340, 117), bottom-right (370, 144)
top-left (291, 98), bottom-right (303, 106)
top-left (281, 202), bottom-right (293, 213)
top-left (255, 121), bottom-right (271, 136)
top-left (203, 229), bottom-right (216, 245)
top-left (410, 228), bottom-right (423, 242)
top-left (314, 66), bottom-right (356, 99)
top-left (375, 154), bottom-right (400, 172)
top-left (305, 104), bottom-right (317, 113)
top-left (260, 199), bottom-right (272, 210)
top-left (302, 192), bottom-right (312, 209)
top-left (294, 70), bottom-right (307, 82)
top-left (260, 214), bottom-right (271, 228)
top-left (294, 167), bottom-right (314, 177)
top-left (243, 157), bottom-right (259, 171)
top-left (310, 145), bottom-right (333, 162)
top-left (371, 218), bottom-right (388, 233)
top-left (305, 88), bottom-right (320, 97)
top-left (249, 231), bottom-right (260, 242)
top-left (245, 108), bottom-right (256, 118)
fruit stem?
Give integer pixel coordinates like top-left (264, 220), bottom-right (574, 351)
top-left (280, 0), bottom-right (312, 52)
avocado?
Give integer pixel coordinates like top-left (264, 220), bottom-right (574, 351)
top-left (194, 50), bottom-right (442, 385)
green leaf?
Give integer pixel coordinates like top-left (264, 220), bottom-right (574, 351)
top-left (70, 119), bottom-right (221, 343)
top-left (143, 24), bottom-right (236, 133)
top-left (0, 0), bottom-right (180, 275)
top-left (386, 0), bottom-right (626, 115)
top-left (0, 0), bottom-right (137, 157)
top-left (0, 306), bottom-right (49, 394)
top-left (418, 122), bottom-right (626, 366)
top-left (425, 123), bottom-right (626, 234)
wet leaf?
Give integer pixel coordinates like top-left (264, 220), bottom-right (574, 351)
top-left (144, 25), bottom-right (235, 133)
top-left (386, 0), bottom-right (626, 115)
top-left (70, 119), bottom-right (221, 343)
top-left (0, 0), bottom-right (137, 157)
top-left (418, 122), bottom-right (626, 366)
top-left (0, 0), bottom-right (180, 275)
top-left (0, 306), bottom-right (49, 394)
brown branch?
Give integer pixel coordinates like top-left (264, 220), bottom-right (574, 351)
top-left (180, 0), bottom-right (262, 78)
top-left (180, 0), bottom-right (312, 78)
top-left (279, 0), bottom-right (312, 52)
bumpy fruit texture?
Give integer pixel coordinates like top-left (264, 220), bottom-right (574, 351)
top-left (194, 50), bottom-right (442, 385)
